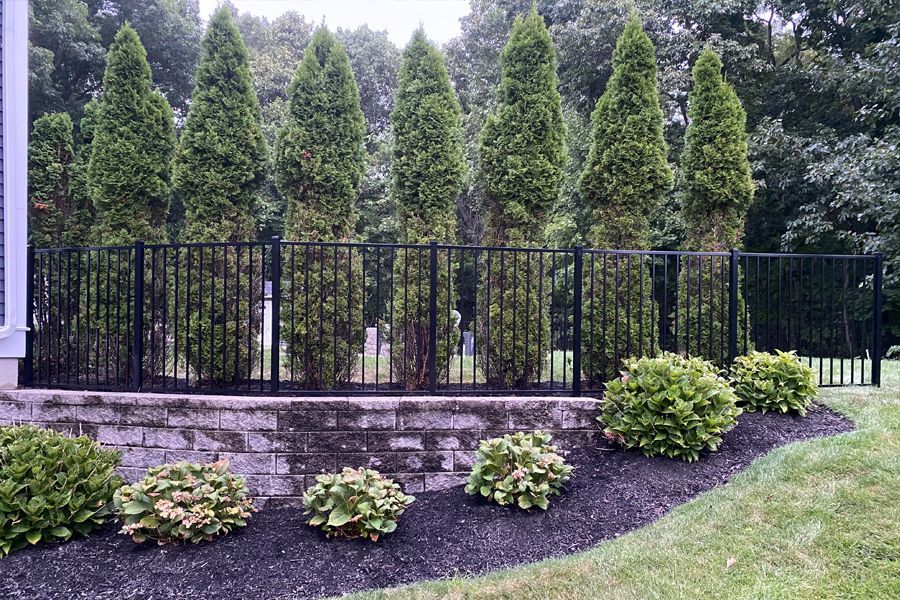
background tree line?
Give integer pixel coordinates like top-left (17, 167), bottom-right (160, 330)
top-left (28, 0), bottom-right (898, 354)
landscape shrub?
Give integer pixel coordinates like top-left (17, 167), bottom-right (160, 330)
top-left (600, 353), bottom-right (742, 461)
top-left (731, 350), bottom-right (818, 415)
top-left (0, 425), bottom-right (122, 557)
top-left (113, 459), bottom-right (255, 545)
top-left (303, 468), bottom-right (415, 542)
top-left (465, 431), bottom-right (573, 510)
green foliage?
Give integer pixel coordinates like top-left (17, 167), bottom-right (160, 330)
top-left (600, 353), bottom-right (742, 462)
top-left (28, 112), bottom-right (91, 248)
top-left (673, 256), bottom-right (750, 365)
top-left (173, 7), bottom-right (268, 385)
top-left (275, 27), bottom-right (366, 241)
top-left (0, 425), bottom-right (122, 557)
top-left (477, 8), bottom-right (565, 388)
top-left (680, 49), bottom-right (754, 252)
top-left (480, 7), bottom-right (566, 246)
top-left (478, 252), bottom-right (551, 387)
top-left (582, 254), bottom-right (656, 383)
top-left (465, 431), bottom-right (573, 510)
top-left (88, 0), bottom-right (203, 119)
top-left (389, 30), bottom-right (465, 388)
top-left (113, 460), bottom-right (255, 545)
top-left (28, 0), bottom-right (105, 120)
top-left (303, 467), bottom-right (415, 542)
top-left (281, 246), bottom-right (364, 389)
top-left (731, 350), bottom-right (818, 415)
top-left (88, 24), bottom-right (176, 245)
top-left (580, 14), bottom-right (673, 251)
top-left (276, 28), bottom-right (366, 388)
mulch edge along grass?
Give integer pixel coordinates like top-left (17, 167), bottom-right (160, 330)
top-left (342, 362), bottom-right (900, 600)
top-left (0, 387), bottom-right (871, 600)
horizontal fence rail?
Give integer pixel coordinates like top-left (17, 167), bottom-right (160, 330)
top-left (23, 240), bottom-right (884, 395)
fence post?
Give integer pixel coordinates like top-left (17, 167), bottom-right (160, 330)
top-left (23, 245), bottom-right (35, 386)
top-left (872, 253), bottom-right (883, 387)
top-left (571, 246), bottom-right (583, 396)
top-left (728, 248), bottom-right (739, 363)
top-left (132, 241), bottom-right (145, 392)
top-left (270, 237), bottom-right (281, 393)
top-left (428, 241), bottom-right (438, 394)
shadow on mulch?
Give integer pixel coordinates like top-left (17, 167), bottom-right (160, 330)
top-left (0, 405), bottom-right (853, 600)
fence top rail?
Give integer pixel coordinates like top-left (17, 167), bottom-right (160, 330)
top-left (738, 251), bottom-right (878, 260)
top-left (31, 241), bottom-right (878, 262)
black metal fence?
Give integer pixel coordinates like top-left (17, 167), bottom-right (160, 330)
top-left (22, 240), bottom-right (884, 395)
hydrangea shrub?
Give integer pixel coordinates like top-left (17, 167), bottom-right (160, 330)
top-left (731, 350), bottom-right (818, 415)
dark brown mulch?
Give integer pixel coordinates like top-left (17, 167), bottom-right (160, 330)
top-left (0, 405), bottom-right (853, 600)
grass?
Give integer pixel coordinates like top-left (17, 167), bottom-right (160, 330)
top-left (340, 361), bottom-right (900, 600)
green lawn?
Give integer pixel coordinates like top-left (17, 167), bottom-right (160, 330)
top-left (341, 361), bottom-right (900, 600)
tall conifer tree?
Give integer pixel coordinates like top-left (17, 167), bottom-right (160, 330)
top-left (579, 15), bottom-right (672, 383)
top-left (28, 113), bottom-right (91, 248)
top-left (390, 29), bottom-right (466, 388)
top-left (477, 7), bottom-right (567, 387)
top-left (88, 24), bottom-right (175, 245)
top-left (275, 28), bottom-right (366, 388)
top-left (676, 48), bottom-right (754, 361)
top-left (173, 6), bottom-right (269, 385)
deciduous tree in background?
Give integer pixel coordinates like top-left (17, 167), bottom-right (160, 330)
top-left (389, 29), bottom-right (466, 389)
top-left (477, 7), bottom-right (567, 387)
top-left (173, 6), bottom-right (269, 385)
top-left (579, 15), bottom-right (672, 383)
top-left (275, 28), bottom-right (367, 388)
top-left (676, 48), bottom-right (754, 361)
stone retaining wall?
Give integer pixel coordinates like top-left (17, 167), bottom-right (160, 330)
top-left (0, 389), bottom-right (601, 507)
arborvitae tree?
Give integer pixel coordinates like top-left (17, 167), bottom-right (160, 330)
top-left (69, 100), bottom-right (100, 243)
top-left (88, 24), bottom-right (176, 246)
top-left (173, 6), bottom-right (268, 386)
top-left (86, 25), bottom-right (175, 385)
top-left (275, 27), bottom-right (366, 388)
top-left (579, 15), bottom-right (673, 383)
top-left (676, 48), bottom-right (754, 361)
top-left (477, 7), bottom-right (567, 387)
top-left (28, 112), bottom-right (90, 248)
top-left (681, 48), bottom-right (754, 252)
top-left (389, 30), bottom-right (465, 389)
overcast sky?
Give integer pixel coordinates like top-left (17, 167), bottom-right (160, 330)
top-left (198, 0), bottom-right (471, 46)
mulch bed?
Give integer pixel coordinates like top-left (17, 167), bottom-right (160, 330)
top-left (0, 405), bottom-right (853, 600)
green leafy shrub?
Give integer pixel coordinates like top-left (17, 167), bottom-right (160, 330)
top-left (0, 425), bottom-right (122, 557)
top-left (113, 459), bottom-right (255, 545)
top-left (465, 431), bottom-right (573, 510)
top-left (600, 353), bottom-right (742, 461)
top-left (730, 350), bottom-right (818, 415)
top-left (303, 467), bottom-right (415, 542)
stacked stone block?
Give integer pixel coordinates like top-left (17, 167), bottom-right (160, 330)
top-left (1, 390), bottom-right (600, 507)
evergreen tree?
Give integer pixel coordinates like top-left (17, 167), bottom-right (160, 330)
top-left (477, 7), bottom-right (566, 387)
top-left (275, 27), bottom-right (366, 388)
top-left (579, 15), bottom-right (672, 383)
top-left (173, 6), bottom-right (269, 385)
top-left (681, 48), bottom-right (754, 252)
top-left (676, 48), bottom-right (754, 361)
top-left (389, 29), bottom-right (466, 389)
top-left (69, 100), bottom-right (100, 244)
top-left (28, 112), bottom-right (91, 248)
top-left (275, 27), bottom-right (366, 241)
top-left (88, 24), bottom-right (176, 245)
